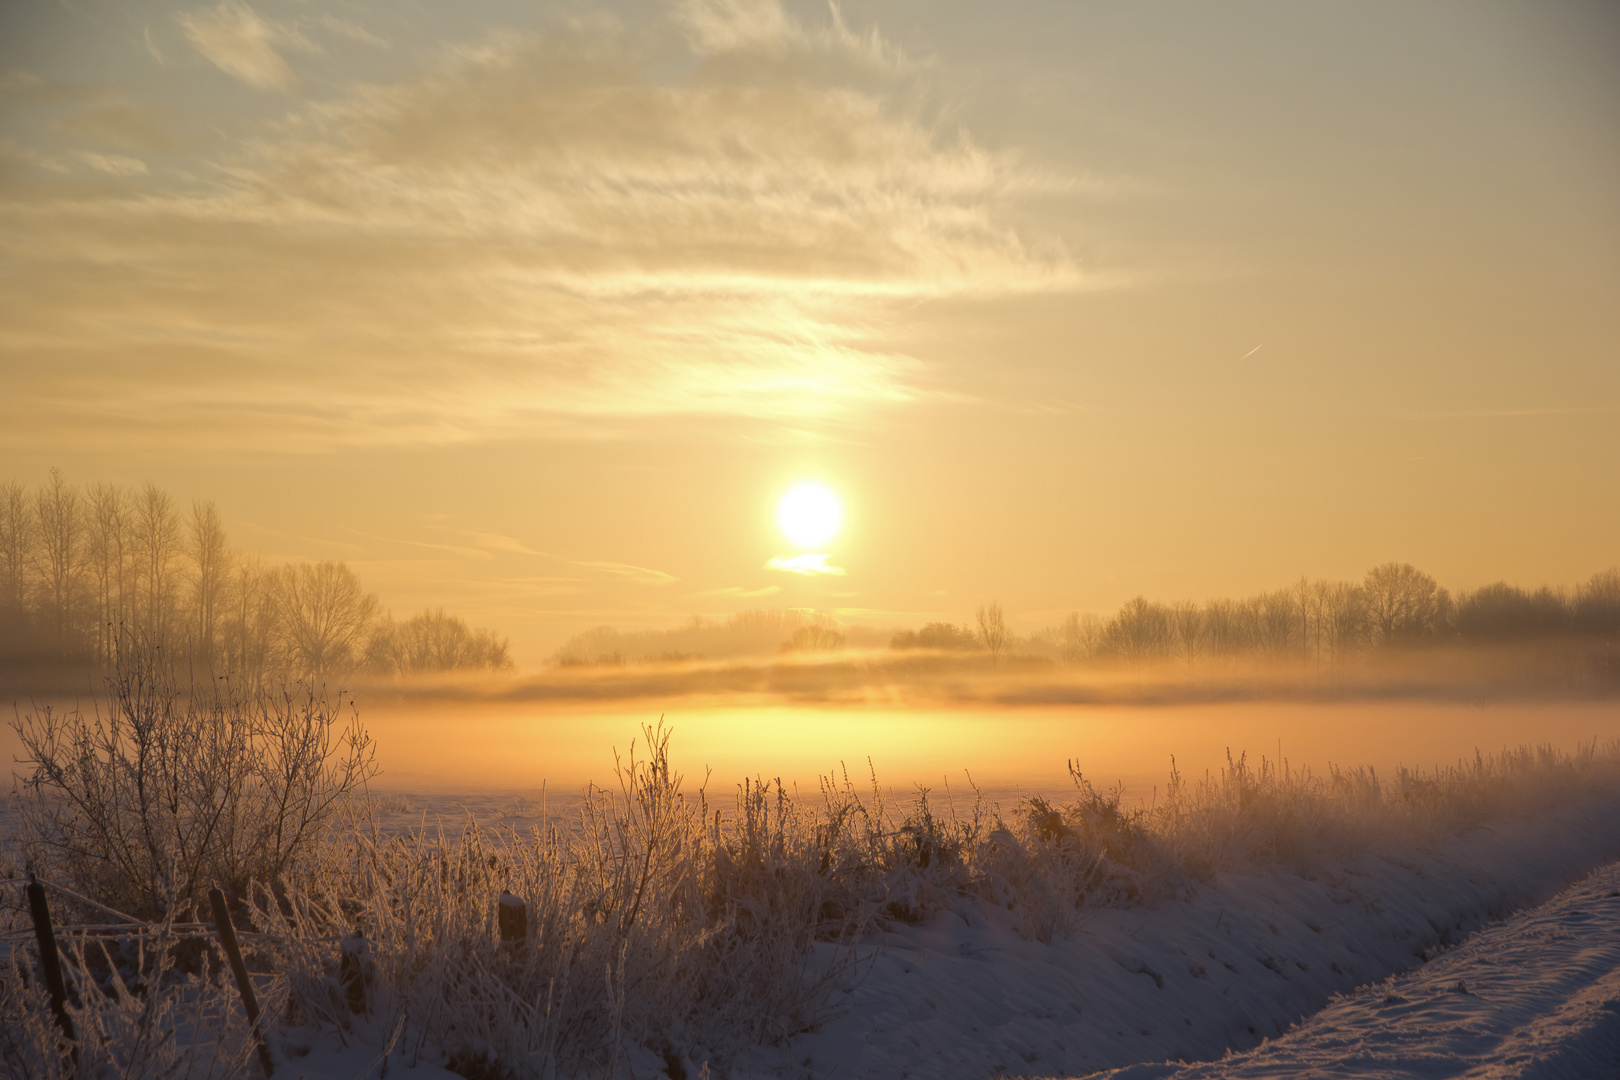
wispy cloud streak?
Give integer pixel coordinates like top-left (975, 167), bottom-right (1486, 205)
top-left (0, 0), bottom-right (1089, 449)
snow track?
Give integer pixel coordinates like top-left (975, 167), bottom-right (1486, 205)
top-left (1091, 862), bottom-right (1620, 1079)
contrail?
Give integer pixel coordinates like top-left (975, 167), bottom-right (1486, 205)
top-left (1238, 343), bottom-right (1264, 362)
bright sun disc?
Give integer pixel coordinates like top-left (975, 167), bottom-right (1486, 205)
top-left (778, 483), bottom-right (842, 548)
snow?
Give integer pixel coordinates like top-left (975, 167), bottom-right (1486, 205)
top-left (243, 795), bottom-right (1620, 1080)
top-left (732, 795), bottom-right (1620, 1079)
top-left (1086, 863), bottom-right (1620, 1079)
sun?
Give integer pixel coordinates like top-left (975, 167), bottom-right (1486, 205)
top-left (777, 482), bottom-right (842, 549)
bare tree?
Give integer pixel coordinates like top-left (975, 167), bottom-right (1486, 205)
top-left (1104, 597), bottom-right (1171, 660)
top-left (975, 601), bottom-right (1009, 661)
top-left (133, 482), bottom-right (181, 644)
top-left (1053, 611), bottom-right (1103, 664)
top-left (1257, 589), bottom-right (1296, 657)
top-left (222, 555), bottom-right (278, 685)
top-left (1305, 579), bottom-right (1334, 664)
top-left (0, 480), bottom-right (32, 616)
top-left (85, 483), bottom-right (133, 663)
top-left (1202, 598), bottom-right (1241, 658)
top-left (367, 608), bottom-right (513, 673)
top-left (777, 624), bottom-right (846, 656)
top-left (274, 560), bottom-right (380, 678)
top-left (1456, 583), bottom-right (1570, 641)
top-left (33, 468), bottom-right (83, 648)
top-left (1322, 582), bottom-right (1368, 660)
top-left (186, 499), bottom-right (231, 668)
top-left (1363, 562), bottom-right (1442, 646)
top-left (1574, 568), bottom-right (1620, 645)
top-left (1168, 601), bottom-right (1203, 665)
top-left (1293, 577), bottom-right (1313, 663)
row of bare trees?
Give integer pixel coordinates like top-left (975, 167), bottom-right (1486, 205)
top-left (1037, 562), bottom-right (1620, 665)
top-left (1, 470), bottom-right (511, 683)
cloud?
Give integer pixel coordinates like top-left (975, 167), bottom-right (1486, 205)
top-left (76, 151), bottom-right (147, 176)
top-left (674, 0), bottom-right (901, 69)
top-left (1405, 407), bottom-right (1620, 421)
top-left (578, 561), bottom-right (681, 585)
top-left (676, 0), bottom-right (805, 55)
top-left (60, 101), bottom-right (180, 152)
top-left (692, 584), bottom-right (782, 599)
top-left (452, 530), bottom-right (550, 557)
top-left (336, 526), bottom-right (494, 561)
top-left (319, 15), bottom-right (391, 51)
top-left (144, 26), bottom-right (167, 67)
top-left (766, 553), bottom-right (845, 575)
top-left (177, 1), bottom-right (298, 91)
top-left (0, 2), bottom-right (1088, 450)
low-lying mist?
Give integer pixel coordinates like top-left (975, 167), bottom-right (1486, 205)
top-left (246, 691), bottom-right (1620, 814)
top-left (371, 641), bottom-right (1620, 710)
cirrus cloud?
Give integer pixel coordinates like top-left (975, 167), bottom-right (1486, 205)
top-left (0, 0), bottom-right (1090, 451)
top-left (178, 0), bottom-right (302, 92)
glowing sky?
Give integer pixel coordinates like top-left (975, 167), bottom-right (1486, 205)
top-left (2, 0), bottom-right (1616, 662)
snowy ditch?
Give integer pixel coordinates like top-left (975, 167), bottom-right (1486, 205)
top-left (727, 794), bottom-right (1620, 1079)
top-left (1089, 861), bottom-right (1620, 1079)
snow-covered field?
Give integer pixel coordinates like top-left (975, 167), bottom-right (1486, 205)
top-left (267, 793), bottom-right (1620, 1080)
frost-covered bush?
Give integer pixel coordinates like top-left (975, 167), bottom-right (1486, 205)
top-left (12, 641), bottom-right (375, 920)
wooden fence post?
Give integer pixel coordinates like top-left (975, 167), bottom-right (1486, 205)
top-left (209, 887), bottom-right (275, 1077)
top-left (498, 893), bottom-right (527, 954)
top-left (25, 877), bottom-right (76, 1060)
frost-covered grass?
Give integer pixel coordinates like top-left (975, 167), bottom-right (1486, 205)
top-left (1, 921), bottom-right (265, 1080)
top-left (7, 664), bottom-right (1620, 1079)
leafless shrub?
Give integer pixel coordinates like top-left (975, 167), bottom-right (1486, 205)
top-left (12, 640), bottom-right (374, 920)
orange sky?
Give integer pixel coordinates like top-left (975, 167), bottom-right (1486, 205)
top-left (2, 0), bottom-right (1617, 664)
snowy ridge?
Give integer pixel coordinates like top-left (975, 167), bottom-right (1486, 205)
top-left (734, 795), bottom-right (1620, 1079)
top-left (1088, 863), bottom-right (1620, 1079)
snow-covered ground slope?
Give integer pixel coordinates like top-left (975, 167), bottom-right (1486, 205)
top-left (735, 796), bottom-right (1620, 1080)
top-left (1087, 862), bottom-right (1620, 1080)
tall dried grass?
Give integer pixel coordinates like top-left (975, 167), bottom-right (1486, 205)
top-left (252, 727), bottom-right (979, 1077)
top-left (1, 922), bottom-right (267, 1080)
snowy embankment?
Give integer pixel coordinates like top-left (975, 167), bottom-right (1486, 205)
top-left (731, 795), bottom-right (1620, 1080)
top-left (1088, 863), bottom-right (1620, 1080)
top-left (260, 797), bottom-right (1620, 1080)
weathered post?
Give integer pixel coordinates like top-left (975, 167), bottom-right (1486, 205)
top-left (498, 893), bottom-right (527, 955)
top-left (340, 931), bottom-right (370, 1014)
top-left (25, 876), bottom-right (76, 1059)
top-left (209, 887), bottom-right (275, 1077)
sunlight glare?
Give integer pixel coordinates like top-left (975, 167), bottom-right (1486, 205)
top-left (777, 482), bottom-right (842, 549)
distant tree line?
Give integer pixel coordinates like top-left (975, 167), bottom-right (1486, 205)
top-left (905, 562), bottom-right (1620, 666)
top-left (556, 609), bottom-right (870, 666)
top-left (553, 562), bottom-right (1620, 674)
top-left (0, 469), bottom-right (511, 685)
